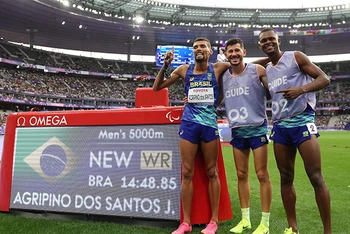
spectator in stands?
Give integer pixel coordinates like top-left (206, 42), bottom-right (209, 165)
top-left (217, 48), bottom-right (226, 62)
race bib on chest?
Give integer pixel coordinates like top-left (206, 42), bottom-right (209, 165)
top-left (188, 87), bottom-right (214, 105)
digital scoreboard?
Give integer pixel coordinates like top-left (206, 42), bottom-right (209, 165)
top-left (0, 102), bottom-right (232, 225)
top-left (156, 45), bottom-right (194, 68)
top-left (10, 124), bottom-right (181, 220)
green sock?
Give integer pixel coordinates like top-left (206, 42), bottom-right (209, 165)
top-left (261, 212), bottom-right (270, 228)
top-left (241, 208), bottom-right (250, 222)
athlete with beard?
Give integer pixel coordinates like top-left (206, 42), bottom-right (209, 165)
top-left (220, 38), bottom-right (272, 234)
top-left (258, 28), bottom-right (331, 234)
top-left (153, 37), bottom-right (231, 234)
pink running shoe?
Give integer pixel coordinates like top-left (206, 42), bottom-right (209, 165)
top-left (171, 222), bottom-right (192, 234)
top-left (201, 220), bottom-right (218, 234)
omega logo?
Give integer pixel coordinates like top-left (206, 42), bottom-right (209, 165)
top-left (17, 116), bottom-right (68, 126)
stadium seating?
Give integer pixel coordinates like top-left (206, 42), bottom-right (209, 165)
top-left (0, 42), bottom-right (349, 129)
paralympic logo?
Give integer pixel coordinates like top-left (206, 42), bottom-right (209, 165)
top-left (166, 111), bottom-right (180, 123)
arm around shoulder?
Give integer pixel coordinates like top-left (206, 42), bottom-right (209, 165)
top-left (251, 57), bottom-right (270, 67)
top-left (213, 62), bottom-right (231, 78)
top-left (256, 64), bottom-right (271, 100)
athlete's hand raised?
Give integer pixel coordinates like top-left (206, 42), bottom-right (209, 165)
top-left (164, 46), bottom-right (174, 67)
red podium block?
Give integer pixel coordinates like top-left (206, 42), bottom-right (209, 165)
top-left (180, 140), bottom-right (233, 224)
top-left (135, 88), bottom-right (169, 108)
